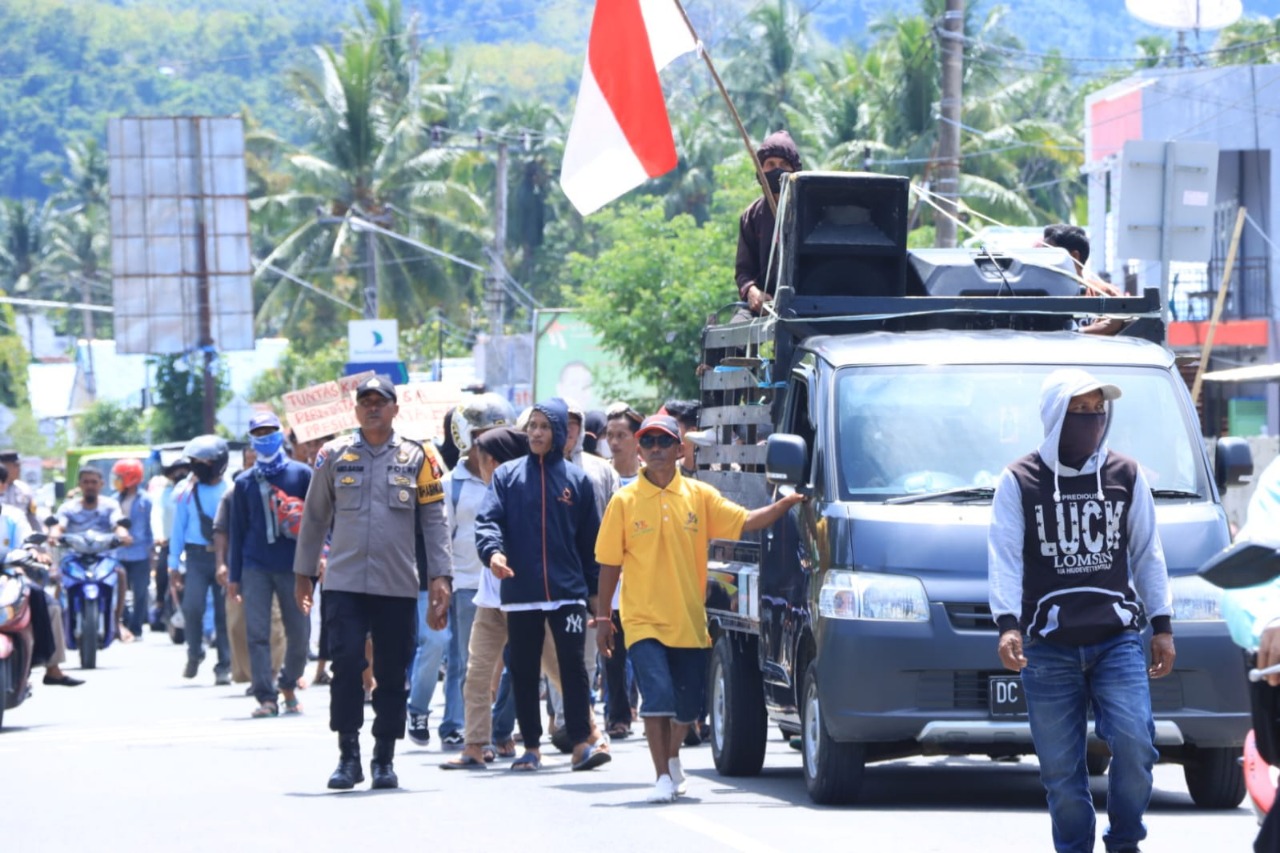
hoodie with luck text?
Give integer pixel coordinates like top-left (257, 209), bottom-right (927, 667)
top-left (987, 369), bottom-right (1172, 645)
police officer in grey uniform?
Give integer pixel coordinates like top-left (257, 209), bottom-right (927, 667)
top-left (0, 450), bottom-right (39, 529)
top-left (293, 374), bottom-right (452, 790)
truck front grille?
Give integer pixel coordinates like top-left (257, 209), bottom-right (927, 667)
top-left (944, 602), bottom-right (999, 632)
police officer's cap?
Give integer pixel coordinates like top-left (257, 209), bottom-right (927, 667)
top-left (0, 449), bottom-right (17, 463)
top-left (355, 374), bottom-right (397, 402)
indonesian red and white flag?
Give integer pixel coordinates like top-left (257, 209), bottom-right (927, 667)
top-left (560, 0), bottom-right (697, 215)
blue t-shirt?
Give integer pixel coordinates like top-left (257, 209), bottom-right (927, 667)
top-left (168, 481), bottom-right (228, 570)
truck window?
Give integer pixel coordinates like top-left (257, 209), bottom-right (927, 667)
top-left (834, 365), bottom-right (1204, 501)
top-left (785, 379), bottom-right (817, 487)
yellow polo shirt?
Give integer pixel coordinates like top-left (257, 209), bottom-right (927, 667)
top-left (595, 470), bottom-right (748, 649)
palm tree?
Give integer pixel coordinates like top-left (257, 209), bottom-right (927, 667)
top-left (252, 0), bottom-right (489, 343)
top-left (45, 136), bottom-right (112, 339)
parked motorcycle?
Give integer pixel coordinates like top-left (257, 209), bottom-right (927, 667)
top-left (1199, 540), bottom-right (1280, 825)
top-left (0, 535), bottom-right (48, 729)
top-left (58, 527), bottom-right (126, 670)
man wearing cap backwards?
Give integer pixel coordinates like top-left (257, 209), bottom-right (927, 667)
top-left (594, 414), bottom-right (806, 803)
top-left (735, 129), bottom-right (803, 319)
top-left (988, 369), bottom-right (1175, 853)
top-left (293, 375), bottom-right (452, 790)
top-left (228, 411), bottom-right (312, 719)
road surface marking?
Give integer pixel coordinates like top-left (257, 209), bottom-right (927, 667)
top-left (660, 809), bottom-right (780, 853)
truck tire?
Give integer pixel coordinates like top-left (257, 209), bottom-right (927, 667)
top-left (1182, 745), bottom-right (1246, 809)
top-left (801, 661), bottom-right (866, 805)
top-left (710, 634), bottom-right (767, 776)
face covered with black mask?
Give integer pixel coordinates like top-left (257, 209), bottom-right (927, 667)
top-left (1058, 412), bottom-right (1107, 469)
top-left (191, 460), bottom-right (220, 485)
top-left (764, 167), bottom-right (788, 195)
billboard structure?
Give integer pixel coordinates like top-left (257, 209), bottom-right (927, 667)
top-left (107, 116), bottom-right (255, 355)
top-left (532, 310), bottom-right (655, 411)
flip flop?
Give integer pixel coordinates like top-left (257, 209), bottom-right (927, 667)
top-left (572, 743), bottom-right (612, 771)
top-left (495, 740), bottom-right (517, 759)
top-left (441, 754), bottom-right (488, 771)
top-left (482, 746), bottom-right (497, 763)
top-left (510, 752), bottom-right (542, 772)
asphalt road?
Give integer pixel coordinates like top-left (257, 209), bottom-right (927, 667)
top-left (2, 630), bottom-right (1263, 853)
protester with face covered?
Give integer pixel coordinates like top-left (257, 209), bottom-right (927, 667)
top-left (228, 411), bottom-right (313, 718)
top-left (734, 130), bottom-right (803, 319)
top-left (988, 368), bottom-right (1174, 853)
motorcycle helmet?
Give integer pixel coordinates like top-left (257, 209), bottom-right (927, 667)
top-left (450, 393), bottom-right (517, 454)
top-left (183, 434), bottom-right (230, 484)
top-left (111, 458), bottom-right (145, 491)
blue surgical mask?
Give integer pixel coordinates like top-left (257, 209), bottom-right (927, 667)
top-left (251, 431), bottom-right (285, 458)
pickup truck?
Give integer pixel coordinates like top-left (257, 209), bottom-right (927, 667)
top-left (698, 171), bottom-right (1255, 808)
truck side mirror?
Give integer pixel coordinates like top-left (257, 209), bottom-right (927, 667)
top-left (766, 433), bottom-right (808, 487)
top-left (1215, 437), bottom-right (1253, 492)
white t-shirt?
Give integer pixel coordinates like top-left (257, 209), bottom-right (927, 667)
top-left (444, 462), bottom-right (488, 591)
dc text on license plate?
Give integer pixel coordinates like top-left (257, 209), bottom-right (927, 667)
top-left (989, 675), bottom-right (1027, 716)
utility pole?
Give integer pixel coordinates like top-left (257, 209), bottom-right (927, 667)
top-left (364, 229), bottom-right (380, 319)
top-left (194, 118), bottom-right (216, 434)
top-left (484, 143), bottom-right (508, 388)
top-left (935, 0), bottom-right (964, 248)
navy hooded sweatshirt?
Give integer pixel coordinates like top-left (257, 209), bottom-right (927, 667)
top-left (474, 398), bottom-right (601, 606)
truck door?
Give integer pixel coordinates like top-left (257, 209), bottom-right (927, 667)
top-left (760, 366), bottom-right (818, 710)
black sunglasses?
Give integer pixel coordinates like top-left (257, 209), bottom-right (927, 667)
top-left (638, 433), bottom-right (679, 449)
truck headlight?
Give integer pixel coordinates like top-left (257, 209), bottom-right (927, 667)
top-left (1171, 574), bottom-right (1223, 621)
top-left (818, 570), bottom-right (930, 621)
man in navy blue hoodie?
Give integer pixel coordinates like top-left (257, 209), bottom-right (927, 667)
top-left (228, 411), bottom-right (313, 718)
top-left (475, 398), bottom-right (610, 772)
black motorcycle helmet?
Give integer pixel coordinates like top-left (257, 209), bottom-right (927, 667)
top-left (182, 434), bottom-right (229, 485)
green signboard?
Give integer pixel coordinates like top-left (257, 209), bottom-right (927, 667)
top-left (532, 309), bottom-right (654, 411)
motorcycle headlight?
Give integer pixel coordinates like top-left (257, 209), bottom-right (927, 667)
top-left (84, 584), bottom-right (100, 601)
top-left (1171, 574), bottom-right (1223, 621)
top-left (818, 570), bottom-right (930, 622)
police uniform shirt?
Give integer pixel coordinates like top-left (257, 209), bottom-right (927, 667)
top-left (292, 431), bottom-right (451, 599)
top-left (1, 477), bottom-right (39, 528)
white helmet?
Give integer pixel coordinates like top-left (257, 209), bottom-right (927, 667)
top-left (449, 393), bottom-right (517, 454)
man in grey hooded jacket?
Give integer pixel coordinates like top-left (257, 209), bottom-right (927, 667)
top-left (988, 368), bottom-right (1175, 853)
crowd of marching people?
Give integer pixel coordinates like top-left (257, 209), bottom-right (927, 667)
top-left (3, 379), bottom-right (799, 804)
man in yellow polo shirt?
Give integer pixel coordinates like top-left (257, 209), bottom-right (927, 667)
top-left (594, 414), bottom-right (804, 803)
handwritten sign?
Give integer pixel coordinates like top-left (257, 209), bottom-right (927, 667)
top-left (393, 382), bottom-right (468, 443)
top-left (282, 371), bottom-right (374, 443)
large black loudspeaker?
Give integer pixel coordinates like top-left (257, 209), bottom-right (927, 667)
top-left (780, 172), bottom-right (910, 299)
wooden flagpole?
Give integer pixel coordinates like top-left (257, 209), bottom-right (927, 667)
top-left (671, 0), bottom-right (777, 214)
top-left (1190, 206), bottom-right (1247, 405)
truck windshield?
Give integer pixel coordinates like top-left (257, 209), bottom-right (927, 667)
top-left (833, 365), bottom-right (1204, 502)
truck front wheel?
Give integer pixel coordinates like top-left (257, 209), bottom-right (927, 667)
top-left (710, 633), bottom-right (767, 776)
top-left (1182, 745), bottom-right (1246, 809)
top-left (801, 661), bottom-right (866, 805)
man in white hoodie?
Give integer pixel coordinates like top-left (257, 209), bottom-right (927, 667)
top-left (988, 368), bottom-right (1175, 853)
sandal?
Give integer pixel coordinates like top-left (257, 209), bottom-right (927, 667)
top-left (495, 739), bottom-right (517, 759)
top-left (313, 670), bottom-right (332, 686)
top-left (510, 751), bottom-right (542, 772)
top-left (251, 702), bottom-right (278, 718)
top-left (571, 743), bottom-right (612, 771)
top-left (482, 746), bottom-right (497, 763)
top-left (607, 722), bottom-right (632, 740)
top-left (441, 754), bottom-right (489, 771)
top-left (282, 698), bottom-right (303, 715)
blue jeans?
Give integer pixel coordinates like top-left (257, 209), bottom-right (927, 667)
top-left (181, 549), bottom-right (229, 675)
top-left (439, 588), bottom-right (478, 738)
top-left (1021, 631), bottom-right (1158, 853)
top-left (407, 589), bottom-right (450, 716)
top-left (121, 559), bottom-right (151, 636)
top-left (492, 662), bottom-right (515, 743)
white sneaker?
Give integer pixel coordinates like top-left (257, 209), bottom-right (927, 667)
top-left (668, 758), bottom-right (688, 796)
top-left (646, 774), bottom-right (677, 803)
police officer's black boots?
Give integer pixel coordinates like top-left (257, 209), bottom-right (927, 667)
top-left (327, 733), bottom-right (364, 789)
top-left (370, 736), bottom-right (398, 789)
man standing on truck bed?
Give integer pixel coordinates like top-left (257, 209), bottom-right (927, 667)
top-left (735, 130), bottom-right (803, 320)
top-left (988, 368), bottom-right (1175, 853)
top-left (594, 414), bottom-right (804, 803)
